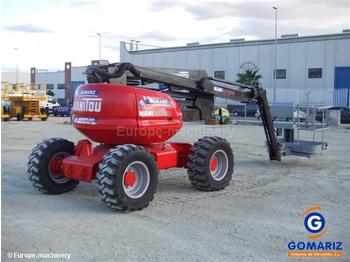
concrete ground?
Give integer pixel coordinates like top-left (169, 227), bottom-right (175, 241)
top-left (2, 118), bottom-right (349, 261)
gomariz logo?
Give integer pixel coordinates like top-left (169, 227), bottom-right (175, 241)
top-left (139, 96), bottom-right (169, 107)
top-left (304, 206), bottom-right (327, 239)
top-left (79, 89), bottom-right (99, 96)
top-left (288, 205), bottom-right (343, 258)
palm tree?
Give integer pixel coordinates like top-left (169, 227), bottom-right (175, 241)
top-left (236, 69), bottom-right (262, 86)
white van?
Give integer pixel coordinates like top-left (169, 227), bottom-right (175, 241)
top-left (40, 95), bottom-right (60, 114)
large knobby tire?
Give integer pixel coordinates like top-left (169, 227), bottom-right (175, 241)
top-left (27, 138), bottom-right (79, 194)
top-left (96, 144), bottom-right (158, 211)
top-left (187, 136), bottom-right (234, 191)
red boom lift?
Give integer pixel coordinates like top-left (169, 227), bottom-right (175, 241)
top-left (27, 63), bottom-right (280, 211)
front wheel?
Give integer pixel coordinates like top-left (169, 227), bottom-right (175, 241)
top-left (187, 136), bottom-right (234, 191)
top-left (27, 138), bottom-right (79, 194)
top-left (96, 144), bottom-right (158, 211)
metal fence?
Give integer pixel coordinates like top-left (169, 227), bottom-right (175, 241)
top-left (215, 87), bottom-right (350, 109)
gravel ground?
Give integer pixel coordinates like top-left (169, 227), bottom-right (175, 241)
top-left (1, 118), bottom-right (349, 261)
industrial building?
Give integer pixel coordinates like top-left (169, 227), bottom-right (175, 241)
top-left (121, 31), bottom-right (350, 107)
top-left (32, 31), bottom-right (350, 107)
top-left (33, 63), bottom-right (88, 105)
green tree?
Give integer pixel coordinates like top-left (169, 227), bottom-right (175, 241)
top-left (236, 69), bottom-right (262, 86)
top-left (46, 90), bottom-right (55, 97)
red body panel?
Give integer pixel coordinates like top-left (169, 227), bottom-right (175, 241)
top-left (72, 84), bottom-right (182, 145)
top-left (62, 140), bottom-right (111, 182)
top-left (64, 83), bottom-right (189, 182)
top-left (61, 140), bottom-right (192, 182)
top-left (144, 143), bottom-right (178, 170)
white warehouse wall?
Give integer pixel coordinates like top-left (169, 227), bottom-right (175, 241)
top-left (36, 71), bottom-right (65, 99)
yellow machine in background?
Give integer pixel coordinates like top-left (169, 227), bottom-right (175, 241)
top-left (1, 82), bottom-right (48, 121)
top-left (1, 82), bottom-right (11, 120)
top-left (205, 107), bottom-right (232, 125)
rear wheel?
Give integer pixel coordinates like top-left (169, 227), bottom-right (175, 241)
top-left (97, 144), bottom-right (158, 211)
top-left (27, 138), bottom-right (79, 194)
top-left (187, 136), bottom-right (234, 191)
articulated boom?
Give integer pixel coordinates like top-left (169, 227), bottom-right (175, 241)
top-left (86, 62), bottom-right (281, 161)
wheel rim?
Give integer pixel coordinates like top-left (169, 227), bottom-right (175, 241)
top-left (48, 152), bottom-right (70, 184)
top-left (122, 161), bottom-right (150, 199)
top-left (209, 150), bottom-right (229, 181)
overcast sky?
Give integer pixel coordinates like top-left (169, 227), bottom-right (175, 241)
top-left (1, 0), bottom-right (349, 72)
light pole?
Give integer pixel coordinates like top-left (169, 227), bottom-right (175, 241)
top-left (272, 6), bottom-right (278, 102)
top-left (14, 48), bottom-right (19, 83)
top-left (97, 33), bottom-right (101, 60)
top-left (130, 40), bottom-right (135, 51)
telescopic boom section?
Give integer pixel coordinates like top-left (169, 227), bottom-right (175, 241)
top-left (85, 62), bottom-right (281, 161)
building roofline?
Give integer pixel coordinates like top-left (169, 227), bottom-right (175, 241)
top-left (35, 65), bottom-right (87, 74)
top-left (124, 32), bottom-right (350, 54)
top-left (36, 70), bottom-right (64, 74)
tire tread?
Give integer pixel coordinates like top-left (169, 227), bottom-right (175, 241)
top-left (96, 144), bottom-right (157, 211)
top-left (187, 136), bottom-right (234, 191)
top-left (27, 138), bottom-right (78, 194)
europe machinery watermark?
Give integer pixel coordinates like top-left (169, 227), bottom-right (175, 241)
top-left (6, 252), bottom-right (71, 260)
